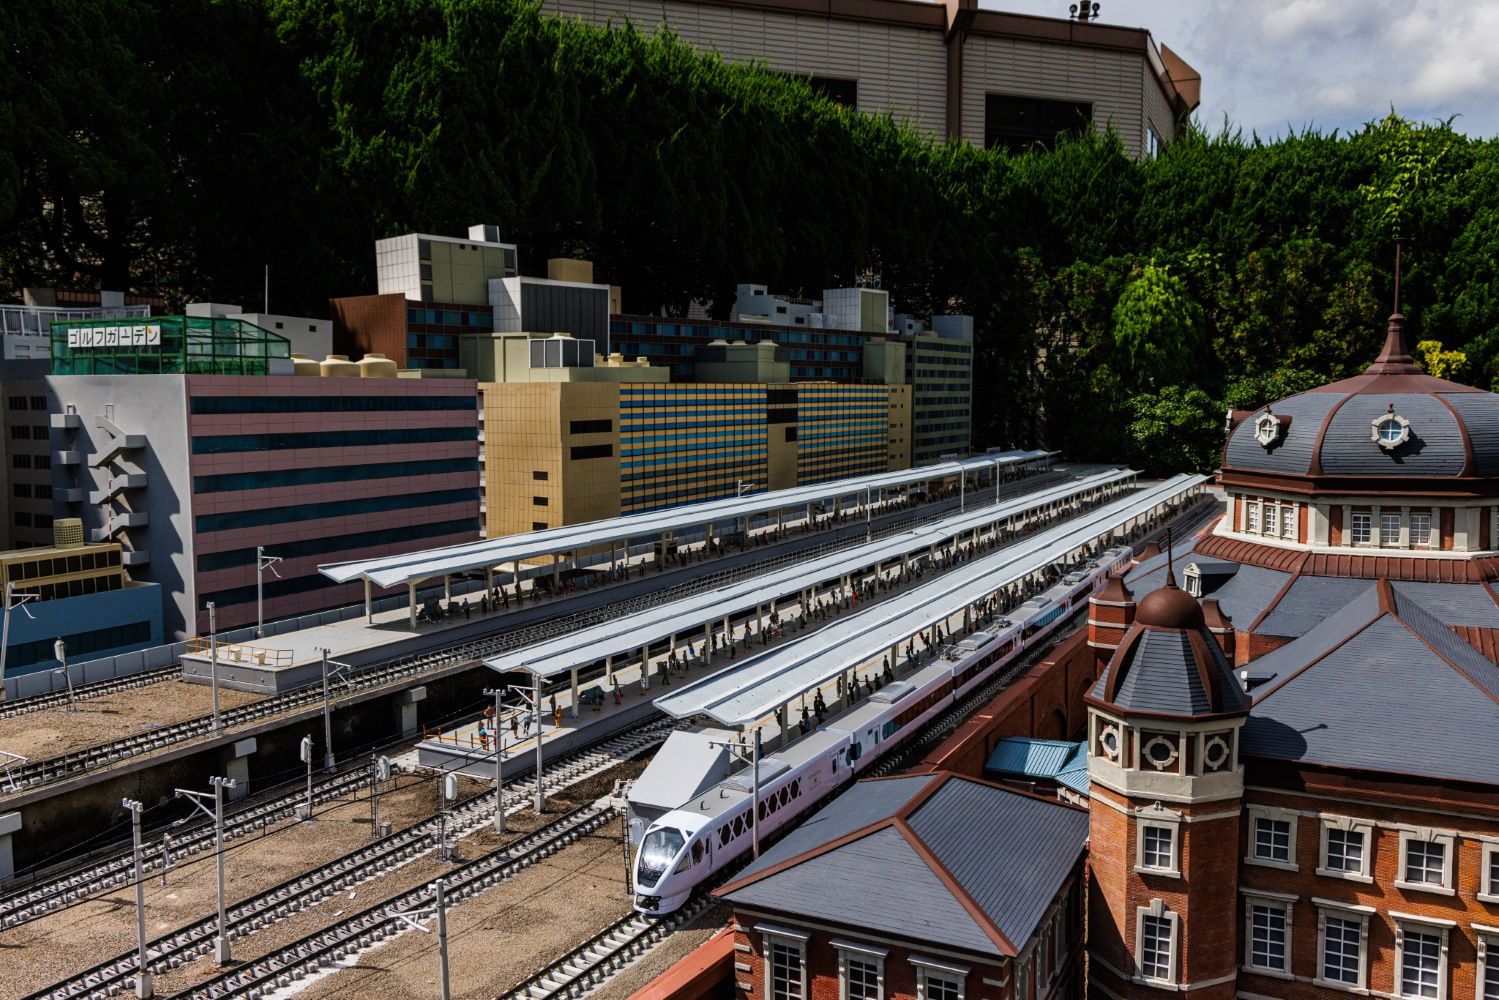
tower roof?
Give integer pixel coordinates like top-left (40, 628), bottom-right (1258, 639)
top-left (1088, 576), bottom-right (1250, 719)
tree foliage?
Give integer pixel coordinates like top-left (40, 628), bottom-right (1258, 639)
top-left (5, 1), bottom-right (1499, 471)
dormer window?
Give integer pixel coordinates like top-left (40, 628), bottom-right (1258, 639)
top-left (1372, 407), bottom-right (1411, 450)
top-left (1253, 410), bottom-right (1284, 448)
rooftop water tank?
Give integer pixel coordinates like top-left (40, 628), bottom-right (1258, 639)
top-left (319, 354), bottom-right (360, 378)
top-left (290, 352), bottom-right (322, 376)
top-left (358, 352), bottom-right (398, 378)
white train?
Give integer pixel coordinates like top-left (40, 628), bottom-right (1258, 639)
top-left (631, 545), bottom-right (1134, 914)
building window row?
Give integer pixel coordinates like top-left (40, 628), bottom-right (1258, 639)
top-left (1346, 505), bottom-right (1437, 549)
top-left (1242, 496), bottom-right (1299, 541)
top-left (1246, 808), bottom-right (1471, 896)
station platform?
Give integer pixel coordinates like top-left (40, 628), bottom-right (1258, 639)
top-left (412, 640), bottom-right (710, 780)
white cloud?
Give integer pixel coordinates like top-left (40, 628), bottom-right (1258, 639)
top-left (977, 0), bottom-right (1499, 137)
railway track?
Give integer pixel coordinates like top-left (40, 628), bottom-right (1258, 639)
top-left (485, 497), bottom-right (1213, 1000)
top-left (0, 666), bottom-right (181, 722)
top-left (0, 763), bottom-right (376, 930)
top-left (182, 800), bottom-right (620, 1000)
top-left (0, 475), bottom-right (1070, 795)
top-left (26, 720), bottom-right (675, 1000)
top-left (500, 898), bottom-right (716, 1000)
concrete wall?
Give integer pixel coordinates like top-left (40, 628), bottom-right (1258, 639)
top-left (543, 0), bottom-right (949, 137)
top-left (914, 625), bottom-right (1097, 777)
top-left (2, 581), bottom-right (164, 677)
top-left (48, 374), bottom-right (195, 636)
top-left (960, 33), bottom-right (1155, 155)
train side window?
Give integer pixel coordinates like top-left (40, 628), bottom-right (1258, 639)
top-left (692, 842), bottom-right (703, 864)
top-left (719, 826), bottom-right (730, 847)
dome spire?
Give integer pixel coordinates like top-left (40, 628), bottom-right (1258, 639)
top-left (1367, 238), bottom-right (1421, 375)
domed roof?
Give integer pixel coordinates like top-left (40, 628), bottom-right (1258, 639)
top-left (1087, 576), bottom-right (1250, 719)
top-left (1135, 577), bottom-right (1205, 629)
top-left (1222, 314), bottom-right (1499, 484)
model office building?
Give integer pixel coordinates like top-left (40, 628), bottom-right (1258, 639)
top-left (331, 228), bottom-right (974, 537)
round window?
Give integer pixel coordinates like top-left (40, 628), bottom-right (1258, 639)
top-left (1099, 726), bottom-right (1121, 759)
top-left (1203, 736), bottom-right (1230, 770)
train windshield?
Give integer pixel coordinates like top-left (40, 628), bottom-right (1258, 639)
top-left (637, 828), bottom-right (686, 888)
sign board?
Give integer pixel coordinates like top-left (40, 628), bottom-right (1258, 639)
top-left (65, 324), bottom-right (162, 349)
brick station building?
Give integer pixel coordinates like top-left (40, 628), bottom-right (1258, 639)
top-left (710, 293), bottom-right (1499, 1000)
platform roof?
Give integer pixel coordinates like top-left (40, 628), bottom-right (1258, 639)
top-left (482, 468), bottom-right (1136, 679)
top-left (320, 451), bottom-right (1055, 590)
top-left (653, 474), bottom-right (1207, 727)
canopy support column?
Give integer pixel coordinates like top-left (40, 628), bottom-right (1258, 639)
top-left (605, 655), bottom-right (614, 685)
top-left (408, 583), bottom-right (417, 629)
top-left (364, 580), bottom-right (373, 624)
top-left (570, 667), bottom-right (579, 719)
top-left (443, 575), bottom-right (451, 602)
top-left (640, 644), bottom-right (650, 692)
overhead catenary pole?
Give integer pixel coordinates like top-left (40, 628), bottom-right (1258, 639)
top-left (123, 798), bottom-right (153, 999)
top-left (533, 672), bottom-right (544, 812)
top-left (318, 647), bottom-right (338, 771)
top-left (210, 776), bottom-right (235, 963)
top-left (207, 602), bottom-right (221, 736)
top-left (255, 546), bottom-right (282, 639)
top-left (751, 727), bottom-right (761, 859)
top-left (484, 686), bottom-right (505, 833)
top-left (435, 879), bottom-right (452, 1000)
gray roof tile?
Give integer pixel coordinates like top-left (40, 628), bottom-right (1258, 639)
top-left (736, 775), bottom-right (936, 878)
top-left (907, 780), bottom-right (1089, 949)
top-left (724, 826), bottom-right (999, 955)
top-left (1319, 392), bottom-right (1466, 476)
top-left (1224, 392), bottom-right (1343, 475)
top-left (1390, 581), bottom-right (1499, 626)
top-left (1441, 392), bottom-right (1499, 476)
top-left (720, 775), bottom-right (1089, 958)
top-left (1256, 577), bottom-right (1373, 636)
top-left (1244, 613), bottom-right (1499, 785)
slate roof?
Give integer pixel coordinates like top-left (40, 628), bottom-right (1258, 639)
top-left (1089, 611), bottom-right (1251, 718)
top-left (1254, 576), bottom-right (1373, 636)
top-left (1243, 580), bottom-right (1499, 786)
top-left (1220, 318), bottom-right (1499, 482)
top-left (1389, 581), bottom-right (1499, 626)
top-left (717, 773), bottom-right (1088, 958)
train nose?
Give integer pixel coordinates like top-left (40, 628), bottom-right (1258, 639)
top-left (635, 893), bottom-right (660, 911)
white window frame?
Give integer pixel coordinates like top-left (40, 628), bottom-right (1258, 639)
top-left (1281, 503), bottom-right (1297, 539)
top-left (1351, 511), bottom-right (1372, 546)
top-left (1135, 819), bottom-right (1181, 878)
top-left (1410, 511), bottom-right (1433, 549)
top-left (1396, 828), bottom-right (1456, 896)
top-left (1316, 815), bottom-right (1374, 883)
top-left (1392, 912), bottom-right (1453, 1000)
top-left (1134, 899), bottom-right (1179, 988)
top-left (1245, 806), bottom-right (1299, 871)
top-left (1312, 899), bottom-right (1373, 993)
top-left (1242, 890), bottom-right (1296, 979)
top-left (1476, 923), bottom-right (1499, 1000)
top-left (911, 955), bottom-right (968, 1000)
top-left (1246, 501), bottom-right (1261, 535)
top-left (759, 925), bottom-right (809, 1000)
top-left (832, 940), bottom-right (886, 1000)
top-left (1480, 839), bottom-right (1499, 905)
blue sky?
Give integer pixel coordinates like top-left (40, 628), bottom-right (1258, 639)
top-left (982, 1), bottom-right (1499, 139)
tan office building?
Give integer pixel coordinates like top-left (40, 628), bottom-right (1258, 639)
top-left (539, 0), bottom-right (1199, 157)
top-left (475, 334), bottom-right (911, 536)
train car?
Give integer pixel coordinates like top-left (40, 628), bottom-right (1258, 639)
top-left (631, 543), bottom-right (1136, 914)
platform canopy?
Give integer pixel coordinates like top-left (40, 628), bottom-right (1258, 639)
top-left (482, 467), bottom-right (1136, 680)
top-left (320, 450), bottom-right (1056, 591)
top-left (652, 473), bottom-right (1207, 728)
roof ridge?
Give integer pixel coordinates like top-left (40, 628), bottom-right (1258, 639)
top-left (1250, 591), bottom-right (1387, 702)
top-left (714, 817), bottom-right (897, 899)
top-left (1386, 588), bottom-right (1499, 708)
top-left (891, 816), bottom-right (1019, 957)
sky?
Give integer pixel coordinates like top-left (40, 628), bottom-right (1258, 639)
top-left (981, 0), bottom-right (1499, 139)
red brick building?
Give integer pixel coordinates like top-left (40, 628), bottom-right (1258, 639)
top-left (1083, 302), bottom-right (1499, 999)
top-left (717, 772), bottom-right (1090, 1000)
top-left (710, 299), bottom-right (1499, 1000)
